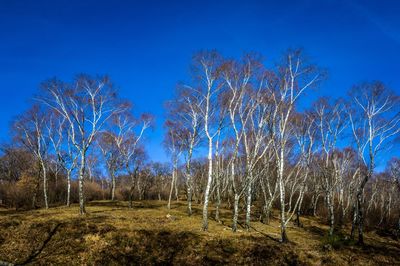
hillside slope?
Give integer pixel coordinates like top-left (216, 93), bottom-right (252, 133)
top-left (0, 201), bottom-right (399, 265)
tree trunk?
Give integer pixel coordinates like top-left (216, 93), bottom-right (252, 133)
top-left (313, 194), bottom-right (320, 217)
top-left (167, 168), bottom-right (175, 210)
top-left (279, 188), bottom-right (288, 242)
top-left (202, 137), bottom-right (213, 231)
top-left (78, 154), bottom-right (86, 215)
top-left (295, 205), bottom-right (301, 227)
top-left (41, 161), bottom-right (49, 209)
top-left (350, 203), bottom-right (357, 240)
top-left (232, 194), bottom-right (239, 232)
top-left (111, 172), bottom-right (116, 201)
top-left (215, 175), bottom-right (221, 222)
top-left (66, 171), bottom-right (71, 207)
top-left (185, 136), bottom-right (195, 216)
top-left (262, 204), bottom-right (271, 224)
top-left (356, 168), bottom-right (371, 245)
top-left (338, 188), bottom-right (345, 227)
top-left (260, 179), bottom-right (270, 224)
top-left (215, 192), bottom-right (221, 222)
top-left (278, 154), bottom-right (288, 242)
top-left (338, 201), bottom-right (344, 227)
top-left (281, 224), bottom-right (288, 243)
top-left (137, 177), bottom-right (142, 201)
top-left (245, 182), bottom-right (252, 230)
top-left (357, 189), bottom-right (365, 245)
top-left (327, 192), bottom-right (335, 236)
top-left (129, 185), bottom-right (134, 208)
top-left (32, 179), bottom-right (39, 209)
top-left (174, 170), bottom-right (179, 201)
top-left (397, 214), bottom-right (400, 235)
top-left (187, 179), bottom-right (192, 216)
top-left (296, 192), bottom-right (305, 227)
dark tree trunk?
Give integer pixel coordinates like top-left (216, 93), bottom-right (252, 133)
top-left (281, 226), bottom-right (289, 243)
top-left (350, 203), bottom-right (357, 240)
top-left (295, 205), bottom-right (301, 227)
top-left (128, 185), bottom-right (135, 209)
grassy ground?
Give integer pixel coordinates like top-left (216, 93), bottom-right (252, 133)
top-left (0, 200), bottom-right (399, 265)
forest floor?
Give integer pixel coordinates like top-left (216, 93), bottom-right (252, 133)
top-left (0, 200), bottom-right (399, 265)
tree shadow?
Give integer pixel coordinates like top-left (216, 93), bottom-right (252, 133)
top-left (18, 223), bottom-right (62, 265)
top-left (305, 225), bottom-right (326, 237)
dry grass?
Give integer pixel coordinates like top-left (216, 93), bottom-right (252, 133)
top-left (0, 201), bottom-right (399, 265)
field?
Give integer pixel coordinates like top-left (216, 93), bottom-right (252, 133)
top-left (0, 201), bottom-right (399, 265)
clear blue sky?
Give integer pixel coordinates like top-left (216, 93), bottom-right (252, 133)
top-left (1, 0), bottom-right (399, 163)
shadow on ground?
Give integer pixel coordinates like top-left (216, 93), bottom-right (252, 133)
top-left (0, 200), bottom-right (398, 265)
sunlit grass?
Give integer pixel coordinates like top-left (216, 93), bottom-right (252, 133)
top-left (0, 201), bottom-right (398, 265)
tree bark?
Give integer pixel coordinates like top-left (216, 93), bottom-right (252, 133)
top-left (66, 171), bottom-right (71, 207)
top-left (129, 185), bottom-right (134, 208)
top-left (327, 192), bottom-right (335, 236)
top-left (278, 151), bottom-right (288, 242)
top-left (174, 171), bottom-right (179, 201)
top-left (313, 194), bottom-right (320, 217)
top-left (350, 203), bottom-right (357, 240)
top-left (167, 168), bottom-right (175, 210)
top-left (357, 169), bottom-right (371, 245)
top-left (295, 203), bottom-right (302, 227)
top-left (232, 194), bottom-right (239, 232)
top-left (111, 172), bottom-right (116, 201)
top-left (41, 160), bottom-right (49, 209)
top-left (215, 174), bottom-right (221, 222)
top-left (397, 214), bottom-right (400, 235)
top-left (78, 153), bottom-right (86, 215)
top-left (187, 180), bottom-right (192, 216)
top-left (357, 187), bottom-right (365, 245)
top-left (245, 182), bottom-right (252, 230)
top-left (202, 137), bottom-right (213, 231)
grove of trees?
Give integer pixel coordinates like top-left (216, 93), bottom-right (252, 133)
top-left (0, 50), bottom-right (399, 246)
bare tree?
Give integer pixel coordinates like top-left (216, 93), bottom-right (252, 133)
top-left (388, 158), bottom-right (400, 232)
top-left (190, 51), bottom-right (223, 231)
top-left (313, 98), bottom-right (347, 236)
top-left (98, 131), bottom-right (122, 200)
top-left (164, 120), bottom-right (183, 210)
top-left (222, 57), bottom-right (253, 231)
top-left (14, 105), bottom-right (50, 209)
top-left (115, 112), bottom-right (152, 208)
top-left (166, 87), bottom-right (202, 216)
top-left (40, 75), bottom-right (125, 214)
top-left (292, 112), bottom-right (316, 228)
top-left (348, 81), bottom-right (400, 244)
top-left (270, 49), bottom-right (322, 242)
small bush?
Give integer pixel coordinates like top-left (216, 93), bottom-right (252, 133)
top-left (85, 181), bottom-right (107, 201)
top-left (14, 173), bottom-right (39, 210)
top-left (322, 232), bottom-right (355, 250)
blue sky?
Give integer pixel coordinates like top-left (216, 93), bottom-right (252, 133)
top-left (0, 0), bottom-right (399, 163)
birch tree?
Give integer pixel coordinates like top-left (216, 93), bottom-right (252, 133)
top-left (164, 120), bottom-right (183, 210)
top-left (270, 49), bottom-right (322, 242)
top-left (292, 112), bottom-right (316, 227)
top-left (348, 81), bottom-right (400, 244)
top-left (14, 105), bottom-right (50, 209)
top-left (116, 112), bottom-right (152, 208)
top-left (222, 57), bottom-right (253, 231)
top-left (165, 87), bottom-right (202, 215)
top-left (99, 131), bottom-right (122, 200)
top-left (40, 75), bottom-right (125, 214)
top-left (314, 98), bottom-right (347, 235)
top-left (388, 158), bottom-right (400, 232)
top-left (192, 51), bottom-right (223, 231)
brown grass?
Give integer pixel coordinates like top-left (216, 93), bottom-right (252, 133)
top-left (0, 201), bottom-right (399, 265)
